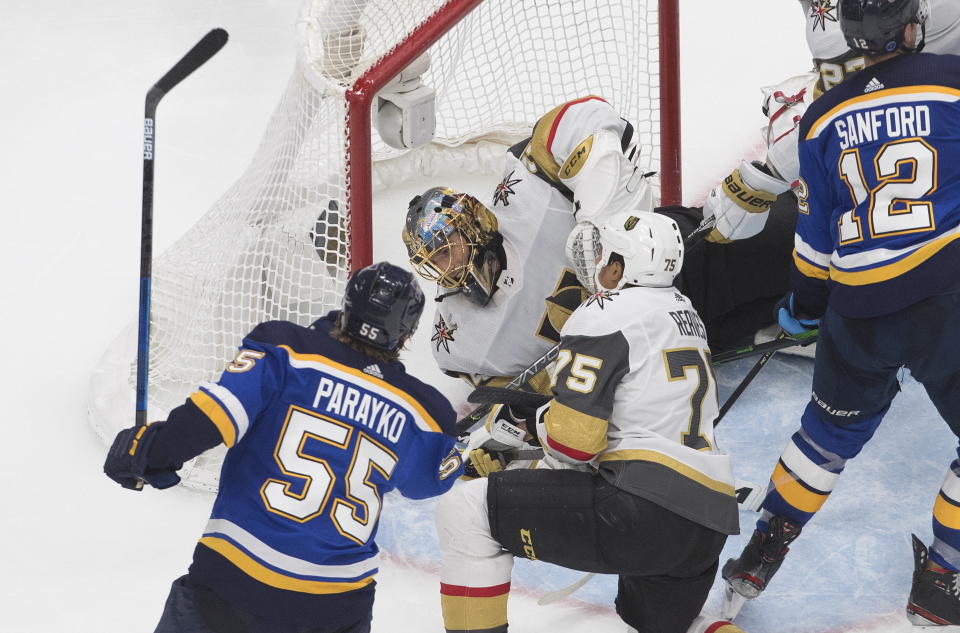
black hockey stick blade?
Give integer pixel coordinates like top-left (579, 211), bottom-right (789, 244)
top-left (148, 28), bottom-right (229, 105)
top-left (468, 386), bottom-right (552, 408)
top-left (711, 328), bottom-right (818, 366)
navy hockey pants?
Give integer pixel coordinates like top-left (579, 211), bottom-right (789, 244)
top-left (153, 575), bottom-right (372, 633)
top-left (761, 290), bottom-right (960, 529)
top-left (806, 289), bottom-right (960, 452)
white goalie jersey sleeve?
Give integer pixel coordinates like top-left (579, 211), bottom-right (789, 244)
top-left (536, 285), bottom-right (740, 535)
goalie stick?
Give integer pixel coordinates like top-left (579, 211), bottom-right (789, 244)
top-left (455, 214), bottom-right (717, 439)
top-left (136, 27), bottom-right (229, 432)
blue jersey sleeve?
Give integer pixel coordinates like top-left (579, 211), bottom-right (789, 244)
top-left (793, 135), bottom-right (835, 316)
top-left (390, 384), bottom-right (463, 499)
top-left (184, 337), bottom-right (285, 447)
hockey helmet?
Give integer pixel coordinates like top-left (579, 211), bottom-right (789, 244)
top-left (839, 0), bottom-right (928, 54)
top-left (402, 186), bottom-right (502, 306)
top-left (595, 212), bottom-right (684, 290)
top-left (339, 261), bottom-right (425, 352)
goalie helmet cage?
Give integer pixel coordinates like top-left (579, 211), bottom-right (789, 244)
top-left (88, 0), bottom-right (682, 492)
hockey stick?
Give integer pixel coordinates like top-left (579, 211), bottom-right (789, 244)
top-left (710, 329), bottom-right (817, 365)
top-left (467, 385), bottom-right (552, 408)
top-left (135, 27), bottom-right (229, 435)
top-left (715, 327), bottom-right (818, 423)
top-left (455, 215), bottom-right (717, 439)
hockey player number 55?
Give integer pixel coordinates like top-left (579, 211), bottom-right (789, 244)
top-left (261, 407), bottom-right (398, 545)
top-left (833, 138), bottom-right (937, 243)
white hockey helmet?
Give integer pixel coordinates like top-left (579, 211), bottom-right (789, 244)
top-left (595, 212), bottom-right (684, 290)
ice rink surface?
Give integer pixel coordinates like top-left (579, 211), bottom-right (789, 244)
top-left (4, 1), bottom-right (956, 631)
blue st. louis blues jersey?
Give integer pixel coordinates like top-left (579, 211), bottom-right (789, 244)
top-left (794, 53), bottom-right (960, 318)
top-left (157, 312), bottom-right (462, 624)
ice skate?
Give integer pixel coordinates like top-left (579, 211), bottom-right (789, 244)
top-left (721, 515), bottom-right (801, 617)
top-left (906, 535), bottom-right (960, 627)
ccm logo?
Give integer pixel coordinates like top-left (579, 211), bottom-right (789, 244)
top-left (520, 528), bottom-right (537, 560)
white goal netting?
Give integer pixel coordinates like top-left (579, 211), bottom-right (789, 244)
top-left (88, 0), bottom-right (675, 492)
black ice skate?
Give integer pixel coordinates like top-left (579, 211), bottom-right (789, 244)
top-left (906, 534), bottom-right (960, 626)
top-left (722, 515), bottom-right (802, 600)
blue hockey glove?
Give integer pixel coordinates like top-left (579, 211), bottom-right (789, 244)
top-left (104, 424), bottom-right (182, 490)
top-left (776, 293), bottom-right (820, 337)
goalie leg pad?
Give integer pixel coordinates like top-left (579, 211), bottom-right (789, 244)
top-left (488, 470), bottom-right (726, 576)
top-left (616, 561), bottom-right (720, 633)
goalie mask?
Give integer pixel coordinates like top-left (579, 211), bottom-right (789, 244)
top-left (402, 187), bottom-right (502, 306)
top-left (594, 212), bottom-right (684, 290)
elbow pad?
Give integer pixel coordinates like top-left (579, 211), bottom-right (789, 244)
top-left (560, 129), bottom-right (653, 223)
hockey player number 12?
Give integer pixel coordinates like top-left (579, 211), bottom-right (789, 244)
top-left (261, 406), bottom-right (399, 545)
top-left (833, 138), bottom-right (937, 244)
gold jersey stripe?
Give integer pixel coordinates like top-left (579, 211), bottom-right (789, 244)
top-left (278, 345), bottom-right (442, 433)
top-left (806, 85), bottom-right (960, 141)
top-left (190, 390), bottom-right (236, 447)
top-left (440, 593), bottom-right (509, 631)
top-left (599, 449), bottom-right (735, 497)
top-left (830, 232), bottom-right (960, 286)
top-left (793, 250), bottom-right (830, 280)
top-left (543, 401), bottom-right (608, 458)
top-left (199, 537), bottom-right (375, 594)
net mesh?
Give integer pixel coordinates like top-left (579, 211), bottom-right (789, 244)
top-left (89, 0), bottom-right (668, 491)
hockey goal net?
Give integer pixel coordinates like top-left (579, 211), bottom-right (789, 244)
top-left (88, 0), bottom-right (681, 492)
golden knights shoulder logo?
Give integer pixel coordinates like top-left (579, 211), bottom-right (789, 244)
top-left (809, 0), bottom-right (837, 31)
top-left (493, 170), bottom-right (522, 206)
top-left (432, 314), bottom-right (457, 353)
top-left (623, 215), bottom-right (640, 231)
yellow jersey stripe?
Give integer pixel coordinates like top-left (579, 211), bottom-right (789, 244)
top-left (278, 345), bottom-right (442, 433)
top-left (199, 537), bottom-right (375, 594)
top-left (598, 449), bottom-right (735, 496)
top-left (807, 85), bottom-right (960, 140)
top-left (793, 250), bottom-right (831, 280)
top-left (440, 593), bottom-right (509, 630)
top-left (830, 232), bottom-right (960, 286)
top-left (190, 390), bottom-right (236, 447)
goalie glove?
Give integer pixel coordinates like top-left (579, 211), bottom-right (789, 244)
top-left (703, 160), bottom-right (790, 242)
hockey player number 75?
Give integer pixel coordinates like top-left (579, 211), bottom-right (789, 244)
top-left (261, 406), bottom-right (399, 545)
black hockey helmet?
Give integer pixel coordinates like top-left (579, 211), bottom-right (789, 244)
top-left (839, 0), bottom-right (928, 55)
top-left (339, 261), bottom-right (425, 352)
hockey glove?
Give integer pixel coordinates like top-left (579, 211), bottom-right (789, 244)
top-left (703, 160), bottom-right (790, 242)
top-left (776, 293), bottom-right (820, 337)
top-left (104, 424), bottom-right (182, 491)
top-left (467, 449), bottom-right (505, 478)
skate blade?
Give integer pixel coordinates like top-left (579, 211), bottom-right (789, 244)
top-left (907, 610), bottom-right (960, 630)
top-left (721, 584), bottom-right (749, 621)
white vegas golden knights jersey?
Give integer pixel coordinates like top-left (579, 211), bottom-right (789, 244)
top-left (799, 0), bottom-right (960, 93)
top-left (538, 284), bottom-right (739, 534)
top-left (430, 97), bottom-right (631, 378)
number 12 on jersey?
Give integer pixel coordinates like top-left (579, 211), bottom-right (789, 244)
top-left (832, 138), bottom-right (937, 243)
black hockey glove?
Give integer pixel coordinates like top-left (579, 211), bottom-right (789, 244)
top-left (104, 424), bottom-right (182, 491)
